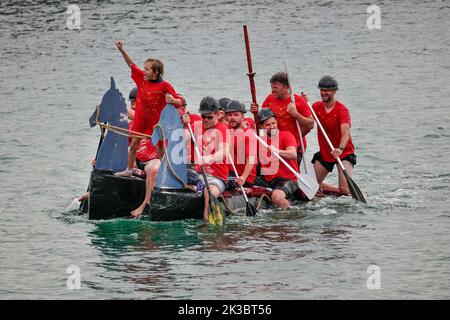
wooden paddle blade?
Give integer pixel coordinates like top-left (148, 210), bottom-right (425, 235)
top-left (343, 170), bottom-right (367, 204)
top-left (245, 202), bottom-right (258, 217)
top-left (208, 196), bottom-right (224, 226)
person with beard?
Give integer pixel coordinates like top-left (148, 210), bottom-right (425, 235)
top-left (311, 76), bottom-right (357, 195)
top-left (249, 72), bottom-right (314, 163)
top-left (224, 100), bottom-right (257, 191)
top-left (254, 109), bottom-right (299, 208)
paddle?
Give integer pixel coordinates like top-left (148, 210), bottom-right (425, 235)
top-left (187, 123), bottom-right (225, 225)
top-left (251, 131), bottom-right (318, 200)
top-left (226, 151), bottom-right (258, 216)
top-left (283, 62), bottom-right (319, 198)
top-left (243, 25), bottom-right (259, 130)
top-left (305, 101), bottom-right (367, 203)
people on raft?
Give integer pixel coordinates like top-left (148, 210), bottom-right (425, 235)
top-left (113, 40), bottom-right (184, 177)
top-left (250, 72), bottom-right (314, 164)
top-left (253, 109), bottom-right (300, 208)
top-left (131, 98), bottom-right (198, 218)
top-left (311, 76), bottom-right (357, 195)
top-left (217, 97), bottom-right (230, 126)
top-left (224, 99), bottom-right (257, 191)
top-left (183, 96), bottom-right (230, 221)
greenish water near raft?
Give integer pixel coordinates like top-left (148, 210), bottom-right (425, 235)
top-left (1, 0), bottom-right (449, 299)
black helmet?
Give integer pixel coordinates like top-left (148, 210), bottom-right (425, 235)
top-left (258, 108), bottom-right (276, 124)
top-left (225, 100), bottom-right (246, 113)
top-left (318, 75), bottom-right (338, 90)
top-left (218, 97), bottom-right (231, 111)
top-left (198, 96), bottom-right (220, 114)
top-left (129, 87), bottom-right (137, 100)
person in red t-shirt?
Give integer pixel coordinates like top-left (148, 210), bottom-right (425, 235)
top-left (224, 100), bottom-right (257, 191)
top-left (183, 97), bottom-right (230, 221)
top-left (311, 76), bottom-right (357, 195)
top-left (250, 72), bottom-right (314, 164)
top-left (254, 109), bottom-right (299, 208)
top-left (114, 40), bottom-right (183, 177)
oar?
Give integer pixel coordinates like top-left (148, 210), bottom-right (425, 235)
top-left (251, 131), bottom-right (318, 200)
top-left (305, 101), bottom-right (366, 203)
top-left (226, 151), bottom-right (258, 216)
top-left (243, 25), bottom-right (259, 130)
top-left (283, 62), bottom-right (319, 196)
top-left (187, 123), bottom-right (225, 225)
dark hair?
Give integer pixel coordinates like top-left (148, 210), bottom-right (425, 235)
top-left (144, 58), bottom-right (164, 78)
top-left (270, 72), bottom-right (288, 87)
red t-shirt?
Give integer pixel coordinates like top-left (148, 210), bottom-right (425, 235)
top-left (194, 122), bottom-right (229, 182)
top-left (262, 93), bottom-right (311, 150)
top-left (259, 130), bottom-right (298, 182)
top-left (228, 126), bottom-right (257, 184)
top-left (312, 100), bottom-right (354, 163)
top-left (186, 113), bottom-right (202, 164)
top-left (243, 117), bottom-right (256, 129)
top-left (131, 64), bottom-right (181, 135)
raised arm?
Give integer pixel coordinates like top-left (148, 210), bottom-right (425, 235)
top-left (115, 40), bottom-right (136, 68)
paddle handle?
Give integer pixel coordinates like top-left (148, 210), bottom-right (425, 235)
top-left (187, 123), bottom-right (214, 191)
top-left (283, 62), bottom-right (308, 173)
top-left (251, 131), bottom-right (311, 188)
top-left (243, 25), bottom-right (260, 130)
top-left (305, 101), bottom-right (346, 171)
top-left (227, 151), bottom-right (249, 203)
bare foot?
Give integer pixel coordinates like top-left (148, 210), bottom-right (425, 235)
top-left (78, 192), bottom-right (90, 202)
top-left (131, 202), bottom-right (147, 218)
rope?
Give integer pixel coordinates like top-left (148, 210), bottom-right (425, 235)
top-left (94, 104), bottom-right (152, 140)
top-left (153, 124), bottom-right (188, 189)
top-left (255, 194), bottom-right (272, 210)
top-left (218, 195), bottom-right (237, 216)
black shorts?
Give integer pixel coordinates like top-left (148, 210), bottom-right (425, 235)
top-left (311, 152), bottom-right (357, 173)
top-left (136, 159), bottom-right (150, 170)
top-left (254, 176), bottom-right (299, 199)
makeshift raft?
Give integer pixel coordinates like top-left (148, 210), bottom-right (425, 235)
top-left (80, 78), bottom-right (272, 220)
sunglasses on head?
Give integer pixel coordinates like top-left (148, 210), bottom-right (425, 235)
top-left (201, 114), bottom-right (214, 120)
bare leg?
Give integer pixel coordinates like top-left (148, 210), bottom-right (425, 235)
top-left (78, 192), bottom-right (90, 202)
top-left (131, 159), bottom-right (161, 217)
top-left (128, 137), bottom-right (141, 169)
top-left (337, 160), bottom-right (353, 195)
top-left (271, 189), bottom-right (290, 208)
top-left (314, 160), bottom-right (330, 186)
top-left (203, 185), bottom-right (220, 221)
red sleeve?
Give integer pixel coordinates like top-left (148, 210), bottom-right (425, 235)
top-left (131, 64), bottom-right (144, 87)
top-left (338, 105), bottom-right (351, 126)
top-left (165, 82), bottom-right (182, 104)
top-left (312, 101), bottom-right (321, 113)
top-left (244, 117), bottom-right (255, 129)
top-left (282, 131), bottom-right (297, 149)
top-left (261, 95), bottom-right (270, 108)
top-left (295, 94), bottom-right (312, 117)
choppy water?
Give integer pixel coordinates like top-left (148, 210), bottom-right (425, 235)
top-left (1, 0), bottom-right (449, 299)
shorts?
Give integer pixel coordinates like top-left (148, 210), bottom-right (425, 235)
top-left (136, 159), bottom-right (150, 170)
top-left (187, 168), bottom-right (226, 194)
top-left (254, 176), bottom-right (299, 199)
top-left (311, 152), bottom-right (357, 173)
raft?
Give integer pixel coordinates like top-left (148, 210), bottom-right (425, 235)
top-left (81, 169), bottom-right (271, 221)
top-left (80, 78), bottom-right (272, 221)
